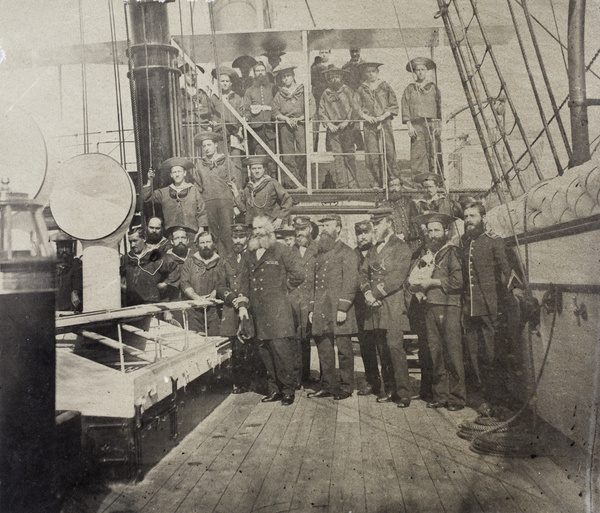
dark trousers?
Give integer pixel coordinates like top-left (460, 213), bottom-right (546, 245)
top-left (300, 336), bottom-right (312, 382)
top-left (464, 314), bottom-right (508, 406)
top-left (205, 198), bottom-right (234, 255)
top-left (258, 337), bottom-right (298, 396)
top-left (363, 119), bottom-right (397, 187)
top-left (408, 297), bottom-right (433, 400)
top-left (410, 120), bottom-right (443, 175)
top-left (279, 123), bottom-right (306, 187)
top-left (315, 334), bottom-right (354, 394)
top-left (328, 126), bottom-right (359, 189)
top-left (426, 305), bottom-right (466, 406)
top-left (371, 328), bottom-right (411, 400)
top-left (230, 336), bottom-right (263, 388)
top-left (358, 329), bottom-right (381, 392)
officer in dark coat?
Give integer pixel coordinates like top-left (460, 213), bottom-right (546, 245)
top-left (289, 216), bottom-right (319, 385)
top-left (354, 220), bottom-right (380, 396)
top-left (307, 215), bottom-right (359, 400)
top-left (359, 208), bottom-right (413, 407)
top-left (247, 215), bottom-right (304, 405)
top-left (461, 202), bottom-right (522, 411)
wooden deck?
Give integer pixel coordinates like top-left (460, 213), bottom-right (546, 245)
top-left (62, 352), bottom-right (588, 513)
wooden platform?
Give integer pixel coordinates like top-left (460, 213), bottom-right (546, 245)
top-left (61, 353), bottom-right (588, 513)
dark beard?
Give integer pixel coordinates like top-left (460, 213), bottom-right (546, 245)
top-left (318, 232), bottom-right (336, 254)
top-left (147, 232), bottom-right (162, 244)
top-left (329, 81), bottom-right (342, 91)
top-left (295, 234), bottom-right (310, 248)
top-left (199, 247), bottom-right (215, 260)
top-left (172, 244), bottom-right (188, 258)
top-left (389, 191), bottom-right (402, 201)
top-left (233, 243), bottom-right (246, 254)
top-left (255, 75), bottom-right (270, 86)
top-left (465, 222), bottom-right (484, 238)
top-left (358, 241), bottom-right (373, 251)
top-left (428, 237), bottom-right (446, 253)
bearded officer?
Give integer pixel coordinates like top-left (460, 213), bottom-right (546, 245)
top-left (359, 208), bottom-right (413, 407)
top-left (247, 215), bottom-right (304, 405)
top-left (307, 214), bottom-right (359, 400)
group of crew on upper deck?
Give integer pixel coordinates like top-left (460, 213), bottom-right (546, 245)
top-left (119, 164), bottom-right (524, 412)
top-left (179, 48), bottom-right (443, 190)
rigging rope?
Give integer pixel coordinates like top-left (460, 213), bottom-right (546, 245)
top-left (548, 0), bottom-right (569, 76)
top-left (177, 0), bottom-right (193, 157)
top-left (108, 0), bottom-right (126, 167)
top-left (304, 0), bottom-right (316, 27)
top-left (78, 0), bottom-right (90, 153)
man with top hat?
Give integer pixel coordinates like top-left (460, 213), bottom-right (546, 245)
top-left (142, 158), bottom-right (208, 236)
top-left (307, 214), bottom-right (359, 400)
top-left (210, 66), bottom-right (245, 156)
top-left (218, 223), bottom-right (261, 394)
top-left (353, 220), bottom-right (381, 396)
top-left (232, 155), bottom-right (293, 227)
top-left (243, 59), bottom-right (278, 164)
top-left (356, 62), bottom-right (399, 187)
top-left (193, 130), bottom-right (244, 255)
top-left (232, 55), bottom-right (257, 97)
top-left (319, 66), bottom-right (360, 189)
top-left (359, 208), bottom-right (413, 407)
top-left (289, 215), bottom-right (319, 386)
top-left (272, 64), bottom-right (316, 187)
top-left (146, 216), bottom-right (172, 254)
top-left (402, 57), bottom-right (443, 175)
top-left (408, 212), bottom-right (465, 411)
top-left (247, 215), bottom-right (304, 406)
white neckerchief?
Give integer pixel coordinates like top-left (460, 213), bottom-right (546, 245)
top-left (299, 246), bottom-right (307, 257)
top-left (376, 233), bottom-right (393, 253)
top-left (256, 248), bottom-right (266, 260)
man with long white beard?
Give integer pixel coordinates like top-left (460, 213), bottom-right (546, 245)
top-left (247, 216), bottom-right (304, 406)
top-left (409, 213), bottom-right (465, 411)
top-left (359, 209), bottom-right (413, 408)
top-left (307, 215), bottom-right (358, 400)
top-left (461, 202), bottom-right (522, 413)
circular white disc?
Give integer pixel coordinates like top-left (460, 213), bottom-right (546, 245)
top-left (0, 102), bottom-right (47, 199)
top-left (50, 154), bottom-right (135, 241)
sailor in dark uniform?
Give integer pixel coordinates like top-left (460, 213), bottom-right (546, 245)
top-left (247, 215), bottom-right (304, 405)
top-left (307, 214), bottom-right (359, 400)
top-left (359, 208), bottom-right (413, 407)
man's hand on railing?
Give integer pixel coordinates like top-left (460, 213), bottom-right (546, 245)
top-left (327, 122), bottom-right (338, 133)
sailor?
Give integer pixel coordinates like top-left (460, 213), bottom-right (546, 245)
top-left (311, 49), bottom-right (334, 112)
top-left (247, 215), bottom-right (304, 406)
top-left (142, 158), bottom-right (208, 237)
top-left (319, 66), bottom-right (360, 189)
top-left (275, 224), bottom-right (296, 248)
top-left (243, 60), bottom-right (277, 166)
top-left (341, 47), bottom-right (365, 152)
top-left (232, 55), bottom-right (257, 97)
top-left (193, 130), bottom-right (244, 256)
top-left (232, 155), bottom-right (293, 228)
top-left (460, 202), bottom-right (523, 413)
top-left (353, 220), bottom-right (380, 396)
top-left (54, 231), bottom-right (83, 313)
top-left (218, 223), bottom-right (258, 394)
top-left (289, 216), bottom-right (319, 386)
top-left (179, 62), bottom-right (211, 134)
top-left (356, 62), bottom-right (399, 187)
top-left (121, 226), bottom-right (173, 307)
top-left (146, 216), bottom-right (172, 254)
top-left (161, 226), bottom-right (192, 303)
top-left (359, 208), bottom-right (413, 407)
top-left (409, 212), bottom-right (465, 411)
top-left (402, 57), bottom-right (443, 175)
top-left (210, 66), bottom-right (245, 156)
top-left (306, 214), bottom-right (359, 400)
top-left (180, 231), bottom-right (227, 335)
top-left (272, 65), bottom-right (316, 187)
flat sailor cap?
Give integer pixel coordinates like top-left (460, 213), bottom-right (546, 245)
top-left (242, 155), bottom-right (271, 167)
top-left (275, 225), bottom-right (295, 237)
top-left (231, 223), bottom-right (250, 235)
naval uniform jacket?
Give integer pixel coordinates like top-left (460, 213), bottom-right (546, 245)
top-left (121, 249), bottom-right (173, 306)
top-left (460, 231), bottom-right (513, 318)
top-left (425, 244), bottom-right (463, 307)
top-left (289, 242), bottom-right (318, 339)
top-left (354, 247), bottom-right (368, 332)
top-left (247, 242), bottom-right (304, 341)
top-left (238, 176), bottom-right (293, 224)
top-left (311, 240), bottom-right (359, 337)
top-left (359, 235), bottom-right (412, 332)
top-left (218, 251), bottom-right (250, 338)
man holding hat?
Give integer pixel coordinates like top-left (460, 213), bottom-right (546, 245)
top-left (359, 208), bottom-right (413, 407)
top-left (402, 57), bottom-right (443, 175)
top-left (408, 212), bottom-right (465, 411)
top-left (243, 60), bottom-right (278, 161)
top-left (142, 158), bottom-right (208, 236)
top-left (232, 155), bottom-right (293, 227)
top-left (290, 216), bottom-right (319, 385)
top-left (356, 62), bottom-right (399, 187)
top-left (319, 66), bottom-right (360, 189)
top-left (210, 66), bottom-right (244, 155)
top-left (307, 214), bottom-right (359, 400)
top-left (272, 65), bottom-right (316, 187)
top-left (193, 130), bottom-right (244, 255)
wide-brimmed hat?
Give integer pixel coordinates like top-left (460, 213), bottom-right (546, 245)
top-left (272, 64), bottom-right (297, 75)
top-left (232, 55), bottom-right (257, 69)
top-left (358, 62), bottom-right (383, 70)
top-left (159, 157), bottom-right (195, 173)
top-left (211, 66), bottom-right (238, 80)
top-left (413, 212), bottom-right (456, 228)
top-left (275, 225), bottom-right (295, 237)
top-left (414, 172), bottom-right (444, 186)
top-left (242, 155), bottom-right (270, 167)
top-left (194, 131), bottom-right (223, 146)
top-left (406, 57), bottom-right (436, 72)
top-left (179, 61), bottom-right (205, 74)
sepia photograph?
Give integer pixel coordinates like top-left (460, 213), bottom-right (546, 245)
top-left (0, 0), bottom-right (599, 511)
